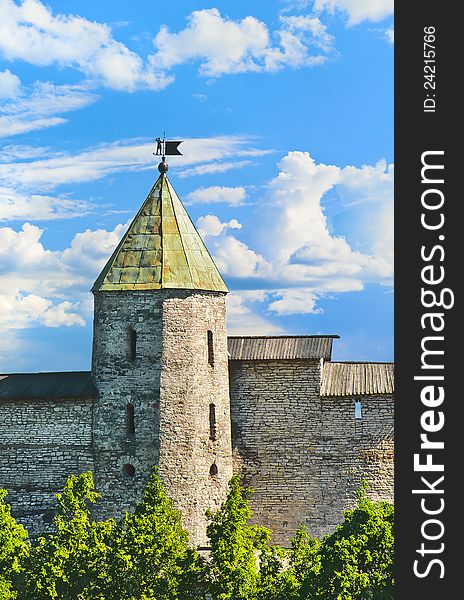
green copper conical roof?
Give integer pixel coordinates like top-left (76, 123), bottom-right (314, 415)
top-left (92, 173), bottom-right (228, 293)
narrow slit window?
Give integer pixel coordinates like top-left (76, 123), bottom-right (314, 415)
top-left (210, 463), bottom-right (218, 477)
top-left (129, 327), bottom-right (137, 362)
top-left (209, 403), bottom-right (217, 441)
top-left (207, 330), bottom-right (214, 366)
top-left (355, 400), bottom-right (362, 419)
top-left (126, 403), bottom-right (135, 435)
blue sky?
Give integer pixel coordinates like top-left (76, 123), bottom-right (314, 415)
top-left (0, 0), bottom-right (393, 372)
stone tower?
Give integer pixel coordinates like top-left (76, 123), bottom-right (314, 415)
top-left (91, 160), bottom-right (233, 545)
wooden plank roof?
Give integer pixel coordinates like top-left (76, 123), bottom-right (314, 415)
top-left (320, 362), bottom-right (394, 397)
top-left (228, 336), bottom-right (338, 360)
top-left (0, 372), bottom-right (96, 400)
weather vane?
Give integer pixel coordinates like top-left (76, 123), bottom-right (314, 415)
top-left (154, 132), bottom-right (183, 161)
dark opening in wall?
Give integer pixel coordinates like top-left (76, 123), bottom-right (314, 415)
top-left (123, 464), bottom-right (135, 478)
top-left (207, 330), bottom-right (214, 366)
top-left (129, 327), bottom-right (137, 362)
top-left (355, 400), bottom-right (362, 419)
top-left (209, 463), bottom-right (218, 477)
top-left (209, 403), bottom-right (217, 441)
top-left (126, 403), bottom-right (135, 435)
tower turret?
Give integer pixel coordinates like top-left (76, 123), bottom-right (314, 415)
top-left (91, 159), bottom-right (232, 545)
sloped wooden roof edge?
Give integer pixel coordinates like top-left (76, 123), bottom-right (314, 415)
top-left (320, 361), bottom-right (394, 397)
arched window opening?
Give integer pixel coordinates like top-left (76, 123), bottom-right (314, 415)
top-left (209, 463), bottom-right (218, 477)
top-left (129, 327), bottom-right (137, 362)
top-left (126, 403), bottom-right (135, 435)
top-left (123, 463), bottom-right (136, 478)
top-left (207, 330), bottom-right (214, 366)
top-left (209, 403), bottom-right (217, 441)
top-left (355, 400), bottom-right (362, 419)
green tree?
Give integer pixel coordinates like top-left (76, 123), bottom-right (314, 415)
top-left (111, 467), bottom-right (204, 600)
top-left (206, 474), bottom-right (271, 600)
top-left (256, 544), bottom-right (292, 600)
top-left (22, 471), bottom-right (115, 599)
top-left (278, 528), bottom-right (322, 600)
top-left (0, 489), bottom-right (29, 599)
top-left (305, 484), bottom-right (394, 600)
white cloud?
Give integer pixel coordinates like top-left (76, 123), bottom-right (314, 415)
top-left (0, 220), bottom-right (128, 334)
top-left (314, 0), bottom-right (393, 25)
top-left (226, 291), bottom-right (285, 335)
top-left (0, 81), bottom-right (97, 138)
top-left (186, 185), bottom-right (247, 206)
top-left (0, 0), bottom-right (171, 91)
top-left (152, 8), bottom-right (334, 77)
top-left (193, 93), bottom-right (207, 102)
top-left (0, 69), bottom-right (21, 98)
top-left (259, 151), bottom-right (393, 285)
top-left (197, 214), bottom-right (241, 237)
top-left (385, 28), bottom-right (394, 44)
top-left (200, 151), bottom-right (393, 317)
top-left (0, 187), bottom-right (92, 221)
top-left (212, 235), bottom-right (272, 279)
top-left (0, 136), bottom-right (269, 192)
top-left (177, 160), bottom-right (253, 178)
top-left (0, 293), bottom-right (85, 330)
top-left (267, 288), bottom-right (322, 315)
top-left (0, 136), bottom-right (269, 224)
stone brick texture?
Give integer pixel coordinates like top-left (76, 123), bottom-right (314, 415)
top-left (1, 291), bottom-right (393, 548)
top-left (0, 397), bottom-right (94, 533)
top-left (229, 359), bottom-right (393, 546)
top-left (91, 289), bottom-right (232, 547)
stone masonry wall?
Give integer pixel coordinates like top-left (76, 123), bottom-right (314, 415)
top-left (0, 397), bottom-right (94, 534)
top-left (91, 290), bottom-right (163, 520)
top-left (92, 289), bottom-right (233, 545)
top-left (229, 359), bottom-right (393, 546)
top-left (159, 291), bottom-right (233, 547)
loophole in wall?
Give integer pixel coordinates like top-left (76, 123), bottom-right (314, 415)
top-left (123, 463), bottom-right (136, 478)
top-left (209, 463), bottom-right (218, 477)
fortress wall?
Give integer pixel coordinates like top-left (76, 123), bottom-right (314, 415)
top-left (0, 397), bottom-right (94, 533)
top-left (229, 359), bottom-right (394, 545)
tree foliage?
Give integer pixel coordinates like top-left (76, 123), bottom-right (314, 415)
top-left (206, 474), bottom-right (270, 600)
top-left (0, 473), bottom-right (393, 600)
top-left (310, 484), bottom-right (394, 599)
top-left (0, 489), bottom-right (29, 599)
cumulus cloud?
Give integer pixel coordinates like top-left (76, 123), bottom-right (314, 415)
top-left (226, 291), bottom-right (285, 335)
top-left (0, 69), bottom-right (21, 98)
top-left (186, 185), bottom-right (247, 206)
top-left (267, 288), bottom-right (322, 315)
top-left (196, 215), bottom-right (241, 237)
top-left (0, 220), bottom-right (128, 333)
top-left (212, 236), bottom-right (272, 280)
top-left (314, 0), bottom-right (393, 25)
top-left (152, 8), bottom-right (335, 77)
top-left (259, 151), bottom-right (393, 284)
top-left (0, 0), bottom-right (171, 91)
top-left (201, 151), bottom-right (393, 317)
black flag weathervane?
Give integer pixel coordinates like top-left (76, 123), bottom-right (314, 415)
top-left (154, 134), bottom-right (183, 157)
